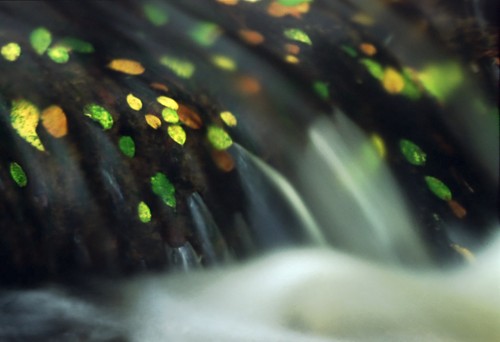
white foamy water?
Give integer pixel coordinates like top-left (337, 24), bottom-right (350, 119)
top-left (119, 231), bottom-right (500, 342)
top-left (3, 235), bottom-right (498, 341)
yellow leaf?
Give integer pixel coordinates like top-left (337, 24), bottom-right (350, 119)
top-left (383, 67), bottom-right (405, 94)
top-left (157, 96), bottom-right (179, 110)
top-left (126, 93), bottom-right (143, 110)
top-left (1, 42), bottom-right (21, 61)
top-left (168, 125), bottom-right (186, 145)
top-left (10, 99), bottom-right (45, 151)
top-left (220, 111), bottom-right (237, 127)
top-left (107, 59), bottom-right (145, 75)
top-left (145, 114), bottom-right (162, 129)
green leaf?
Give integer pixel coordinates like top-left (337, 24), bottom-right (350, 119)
top-left (119, 136), bottom-right (135, 158)
top-left (30, 27), bottom-right (52, 55)
top-left (162, 108), bottom-right (179, 123)
top-left (341, 45), bottom-right (358, 58)
top-left (189, 22), bottom-right (221, 47)
top-left (59, 37), bottom-right (94, 53)
top-left (360, 58), bottom-right (384, 80)
top-left (207, 126), bottom-right (232, 150)
top-left (284, 28), bottom-right (312, 45)
top-left (143, 3), bottom-right (168, 26)
top-left (425, 176), bottom-right (452, 201)
top-left (138, 201), bottom-right (152, 223)
top-left (47, 46), bottom-right (70, 63)
top-left (313, 81), bottom-right (329, 100)
top-left (83, 103), bottom-right (113, 130)
top-left (9, 162), bottom-right (28, 187)
top-left (399, 139), bottom-right (426, 166)
top-left (151, 172), bottom-right (176, 208)
top-left (159, 55), bottom-right (195, 79)
top-left (278, 0), bottom-right (313, 7)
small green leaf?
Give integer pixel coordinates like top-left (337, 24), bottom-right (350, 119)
top-left (138, 201), bottom-right (152, 223)
top-left (284, 28), bottom-right (312, 45)
top-left (30, 27), bottom-right (52, 55)
top-left (207, 125), bottom-right (232, 150)
top-left (47, 46), bottom-right (70, 63)
top-left (9, 162), bottom-right (27, 187)
top-left (143, 3), bottom-right (169, 26)
top-left (159, 55), bottom-right (195, 79)
top-left (59, 37), bottom-right (94, 53)
top-left (425, 176), bottom-right (452, 201)
top-left (278, 0), bottom-right (313, 6)
top-left (119, 136), bottom-right (135, 158)
top-left (151, 172), bottom-right (176, 208)
top-left (341, 45), bottom-right (358, 58)
top-left (313, 81), bottom-right (329, 100)
top-left (399, 139), bottom-right (426, 166)
top-left (83, 103), bottom-right (113, 130)
top-left (189, 22), bottom-right (221, 47)
top-left (360, 58), bottom-right (384, 80)
top-left (162, 108), bottom-right (179, 123)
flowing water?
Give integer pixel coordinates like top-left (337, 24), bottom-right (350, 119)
top-left (0, 0), bottom-right (498, 341)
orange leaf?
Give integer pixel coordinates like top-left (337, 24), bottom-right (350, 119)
top-left (238, 30), bottom-right (265, 45)
top-left (211, 150), bottom-right (235, 172)
top-left (150, 82), bottom-right (169, 93)
top-left (41, 105), bottom-right (68, 138)
top-left (177, 104), bottom-right (203, 129)
top-left (267, 2), bottom-right (309, 18)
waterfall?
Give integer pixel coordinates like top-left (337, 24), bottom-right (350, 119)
top-left (298, 113), bottom-right (431, 265)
